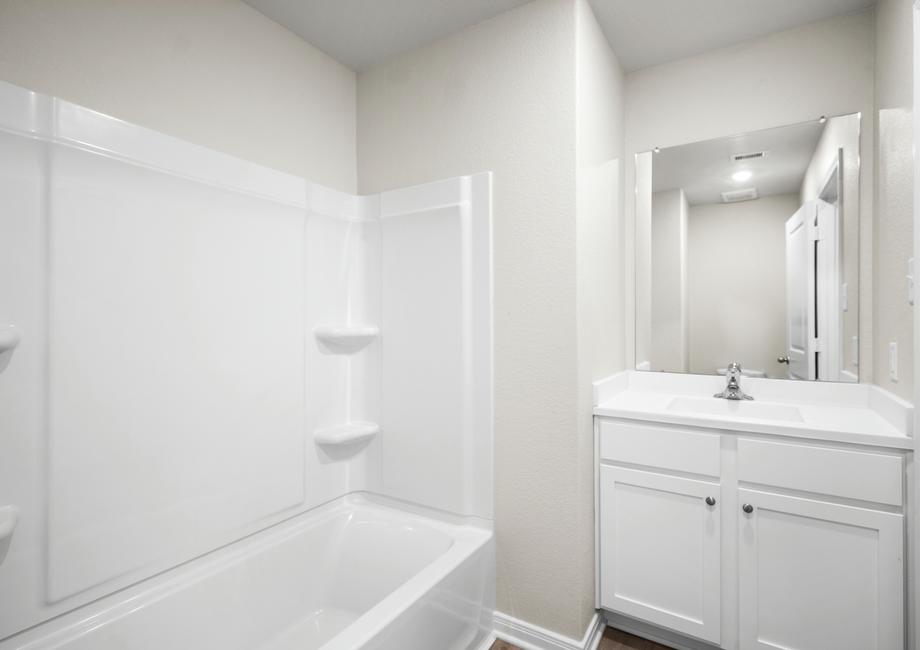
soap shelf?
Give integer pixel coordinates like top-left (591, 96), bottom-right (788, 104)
top-left (0, 325), bottom-right (20, 354)
top-left (313, 421), bottom-right (379, 446)
top-left (0, 505), bottom-right (20, 542)
top-left (313, 325), bottom-right (379, 354)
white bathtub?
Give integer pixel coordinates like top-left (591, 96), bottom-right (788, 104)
top-left (2, 495), bottom-right (494, 650)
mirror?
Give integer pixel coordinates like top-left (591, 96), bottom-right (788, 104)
top-left (635, 114), bottom-right (860, 382)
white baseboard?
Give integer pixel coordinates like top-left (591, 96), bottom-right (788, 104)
top-left (492, 611), bottom-right (605, 650)
top-left (473, 633), bottom-right (498, 650)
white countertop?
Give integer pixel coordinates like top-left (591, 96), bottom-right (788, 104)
top-left (594, 371), bottom-right (914, 450)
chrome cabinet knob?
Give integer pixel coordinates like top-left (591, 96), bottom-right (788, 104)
top-left (777, 355), bottom-right (790, 364)
top-left (742, 504), bottom-right (754, 514)
top-left (705, 496), bottom-right (716, 506)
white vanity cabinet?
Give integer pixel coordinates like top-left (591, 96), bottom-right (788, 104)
top-left (596, 417), bottom-right (908, 650)
top-left (600, 466), bottom-right (722, 644)
top-left (735, 438), bottom-right (905, 650)
top-left (737, 488), bottom-right (903, 650)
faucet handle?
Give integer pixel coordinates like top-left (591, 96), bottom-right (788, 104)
top-left (726, 362), bottom-right (742, 382)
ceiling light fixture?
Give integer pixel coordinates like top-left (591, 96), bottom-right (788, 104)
top-left (732, 170), bottom-right (752, 183)
top-left (819, 115), bottom-right (828, 124)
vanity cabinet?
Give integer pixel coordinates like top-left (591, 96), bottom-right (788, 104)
top-left (737, 488), bottom-right (903, 650)
top-left (599, 466), bottom-right (721, 644)
top-left (596, 417), bottom-right (907, 650)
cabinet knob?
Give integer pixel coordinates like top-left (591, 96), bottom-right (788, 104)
top-left (705, 496), bottom-right (716, 506)
top-left (742, 504), bottom-right (754, 514)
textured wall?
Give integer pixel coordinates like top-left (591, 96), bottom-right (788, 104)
top-left (359, 0), bottom-right (625, 639)
top-left (0, 0), bottom-right (357, 192)
top-left (649, 189), bottom-right (688, 372)
top-left (574, 0), bottom-right (627, 634)
top-left (357, 0), bottom-right (580, 636)
top-left (874, 0), bottom-right (914, 400)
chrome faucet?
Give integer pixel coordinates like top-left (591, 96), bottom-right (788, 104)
top-left (714, 362), bottom-right (754, 400)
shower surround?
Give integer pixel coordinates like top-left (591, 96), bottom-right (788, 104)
top-left (0, 80), bottom-right (494, 649)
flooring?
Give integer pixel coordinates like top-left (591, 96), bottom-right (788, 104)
top-left (490, 626), bottom-right (674, 650)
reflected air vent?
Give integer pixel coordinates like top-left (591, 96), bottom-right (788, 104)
top-left (731, 151), bottom-right (767, 162)
top-left (721, 188), bottom-right (758, 203)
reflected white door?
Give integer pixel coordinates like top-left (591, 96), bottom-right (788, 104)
top-left (785, 200), bottom-right (840, 381)
top-left (785, 204), bottom-right (815, 380)
top-left (814, 198), bottom-right (840, 381)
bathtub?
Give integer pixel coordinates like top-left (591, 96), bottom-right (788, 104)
top-left (2, 495), bottom-right (494, 650)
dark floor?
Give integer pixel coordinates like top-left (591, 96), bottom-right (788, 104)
top-left (491, 626), bottom-right (673, 650)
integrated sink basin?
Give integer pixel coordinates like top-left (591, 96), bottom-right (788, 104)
top-left (667, 397), bottom-right (804, 423)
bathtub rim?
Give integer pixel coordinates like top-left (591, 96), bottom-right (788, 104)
top-left (317, 502), bottom-right (493, 650)
top-left (1, 492), bottom-right (493, 650)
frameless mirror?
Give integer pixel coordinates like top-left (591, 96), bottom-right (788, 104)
top-left (635, 114), bottom-right (860, 382)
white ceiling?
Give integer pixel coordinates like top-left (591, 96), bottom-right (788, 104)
top-left (587, 0), bottom-right (876, 71)
top-left (243, 0), bottom-right (533, 71)
top-left (245, 0), bottom-right (876, 73)
top-left (651, 120), bottom-right (826, 206)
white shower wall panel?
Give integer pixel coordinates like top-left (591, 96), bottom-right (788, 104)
top-left (0, 82), bottom-right (372, 638)
top-left (0, 125), bottom-right (47, 642)
top-left (46, 144), bottom-right (307, 601)
top-left (376, 175), bottom-right (493, 520)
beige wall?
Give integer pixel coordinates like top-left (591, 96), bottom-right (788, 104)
top-left (634, 152), bottom-right (653, 369)
top-left (575, 0), bottom-right (627, 633)
top-left (359, 0), bottom-right (625, 638)
top-left (874, 0), bottom-right (914, 400)
top-left (687, 194), bottom-right (799, 379)
top-left (624, 11), bottom-right (876, 384)
top-left (0, 0), bottom-right (357, 192)
top-left (650, 189), bottom-right (688, 372)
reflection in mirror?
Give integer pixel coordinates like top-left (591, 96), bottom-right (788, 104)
top-left (635, 114), bottom-right (860, 382)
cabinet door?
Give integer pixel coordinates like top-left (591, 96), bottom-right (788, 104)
top-left (600, 466), bottom-right (721, 644)
top-left (738, 489), bottom-right (903, 650)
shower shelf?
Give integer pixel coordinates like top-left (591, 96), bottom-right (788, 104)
top-left (313, 325), bottom-right (379, 354)
top-left (0, 325), bottom-right (20, 353)
top-left (314, 421), bottom-right (379, 446)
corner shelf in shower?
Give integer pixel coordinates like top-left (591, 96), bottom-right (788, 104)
top-left (313, 325), bottom-right (379, 354)
top-left (313, 421), bottom-right (380, 446)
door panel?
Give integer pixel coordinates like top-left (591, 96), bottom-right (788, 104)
top-left (785, 204), bottom-right (814, 380)
top-left (814, 198), bottom-right (841, 381)
top-left (738, 489), bottom-right (903, 650)
top-left (600, 466), bottom-right (721, 644)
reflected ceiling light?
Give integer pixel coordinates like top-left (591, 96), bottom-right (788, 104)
top-left (732, 170), bottom-right (753, 182)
